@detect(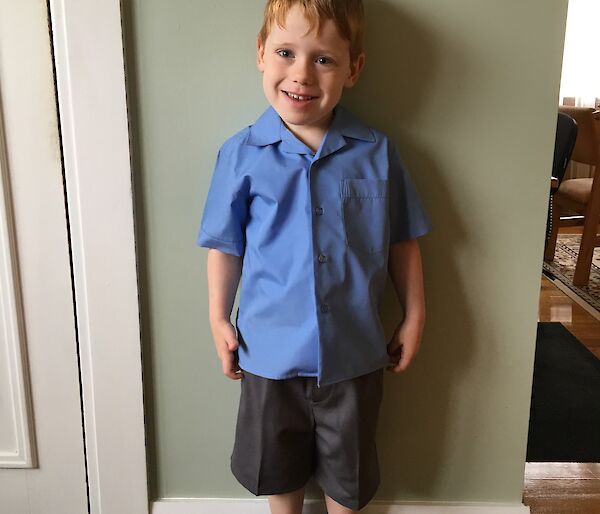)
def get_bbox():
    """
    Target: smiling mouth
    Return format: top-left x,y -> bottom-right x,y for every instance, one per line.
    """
283,90 -> 317,101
